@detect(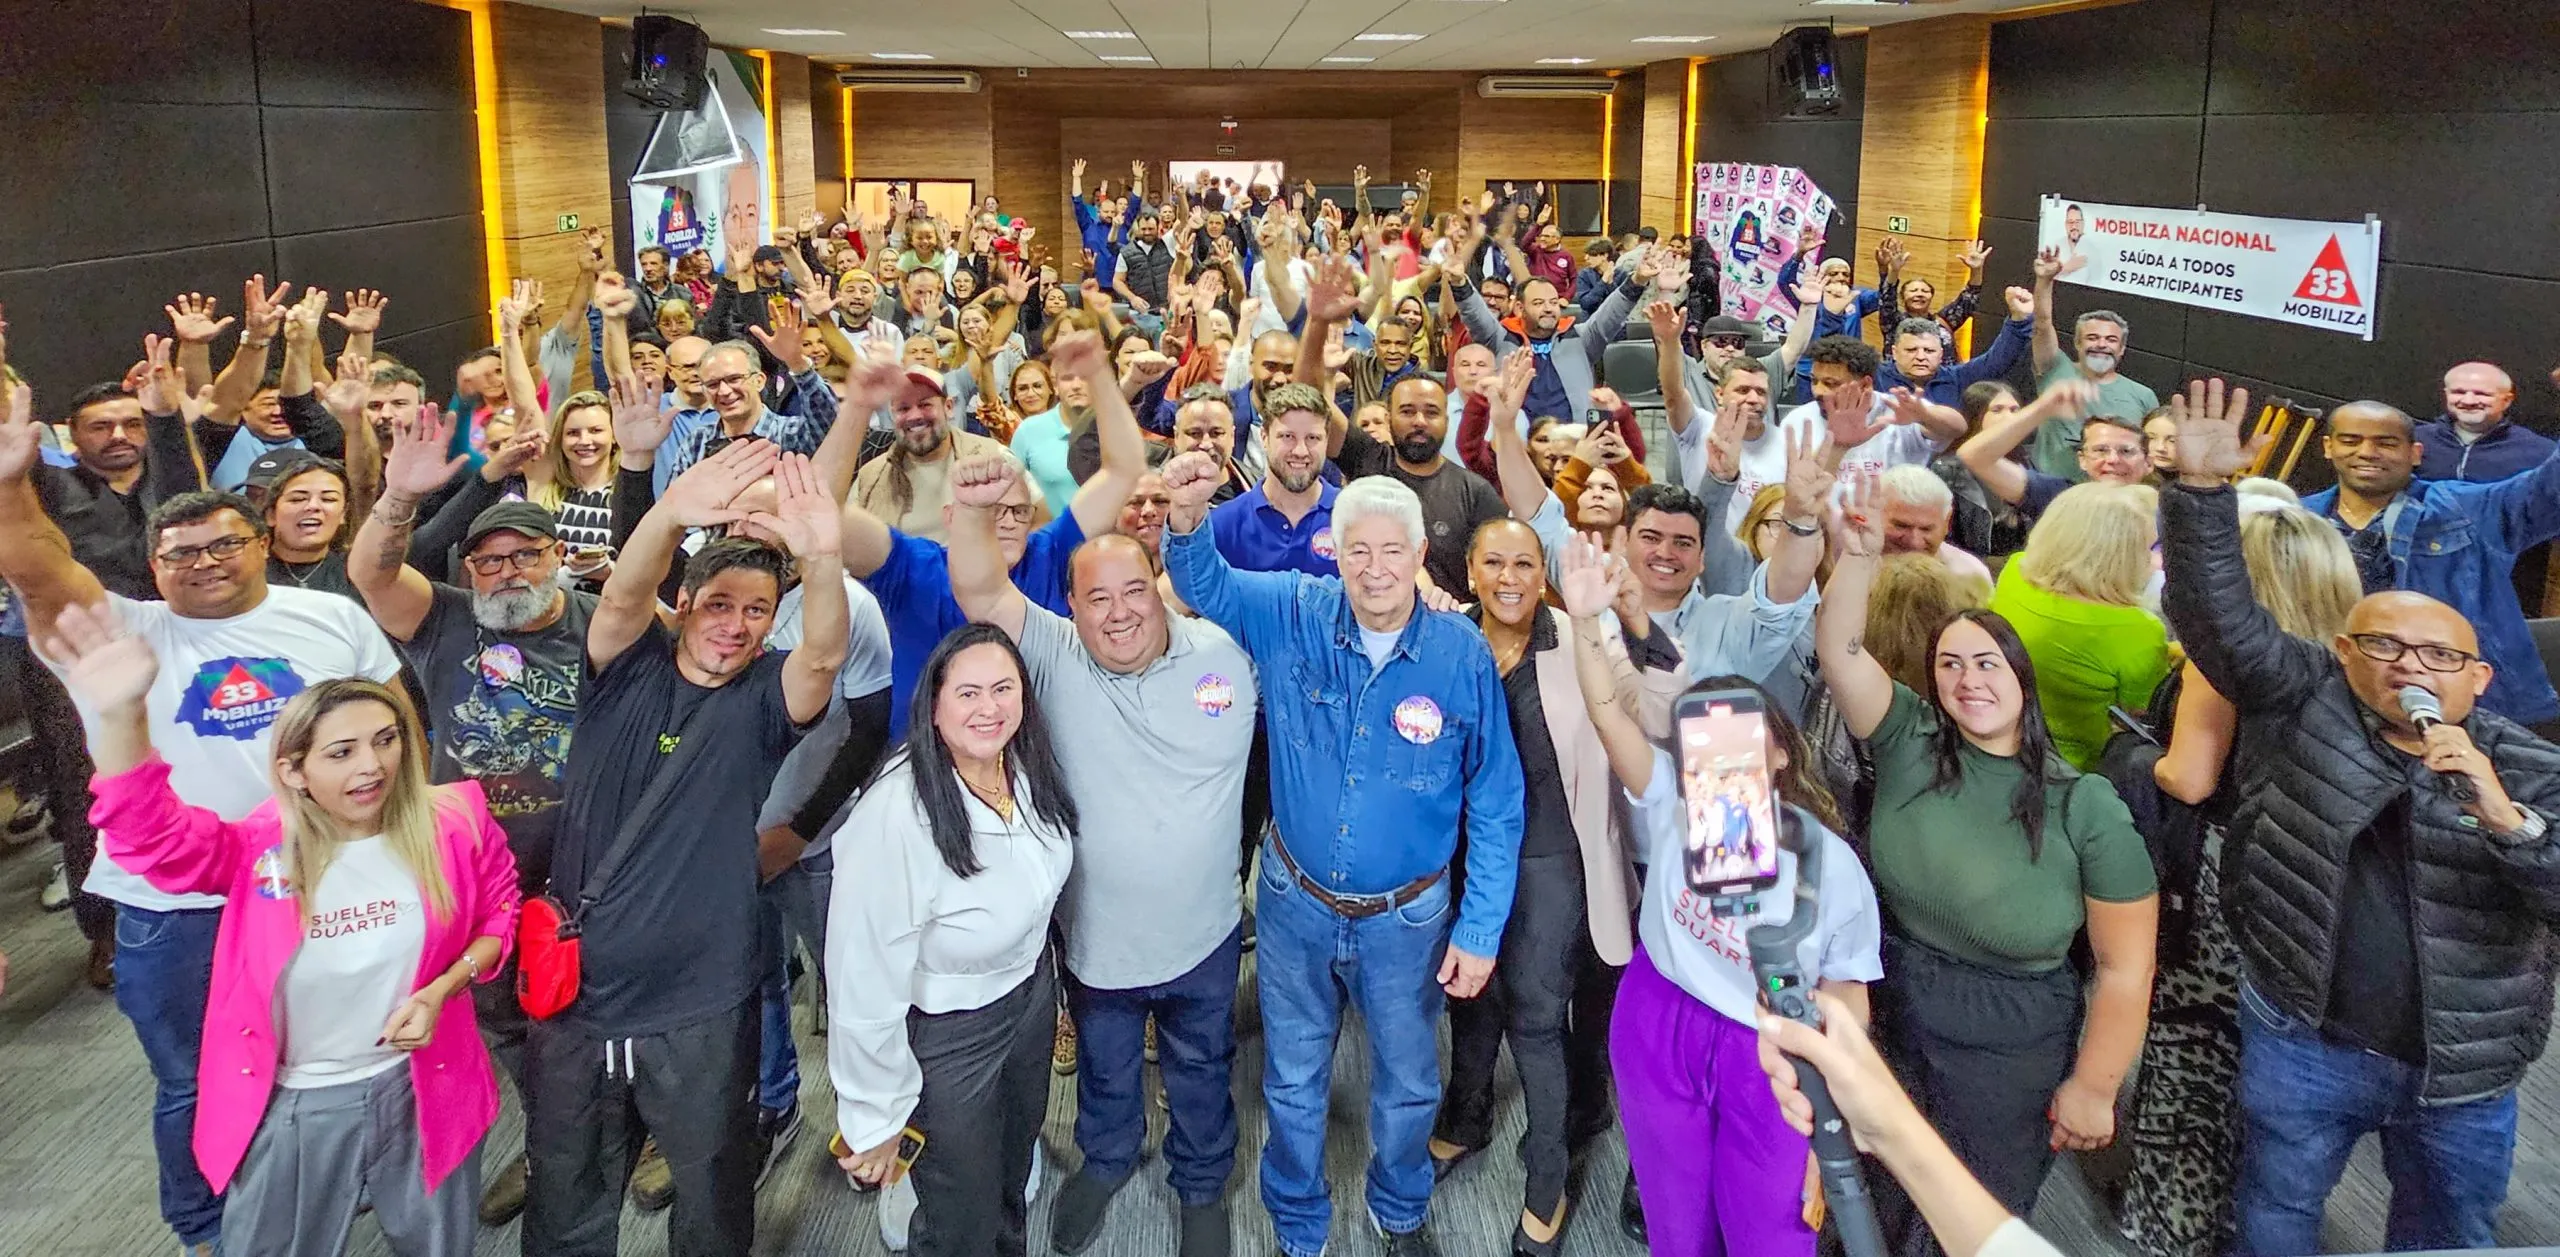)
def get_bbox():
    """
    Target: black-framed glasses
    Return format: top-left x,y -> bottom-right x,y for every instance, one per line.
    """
1706,336 -> 1748,351
156,534 -> 257,567
464,542 -> 558,576
2349,633 -> 2479,673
